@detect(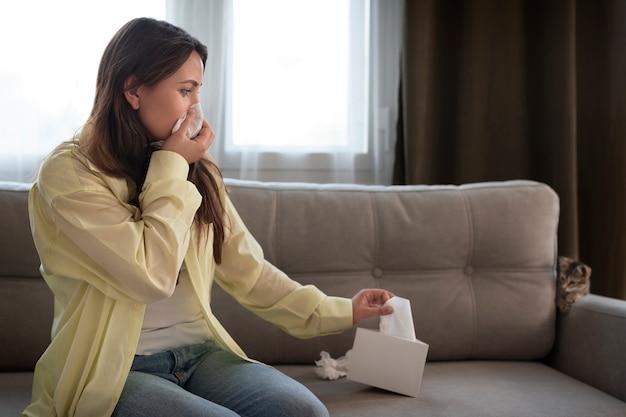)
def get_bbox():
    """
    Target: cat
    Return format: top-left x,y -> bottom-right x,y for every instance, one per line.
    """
556,256 -> 591,313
